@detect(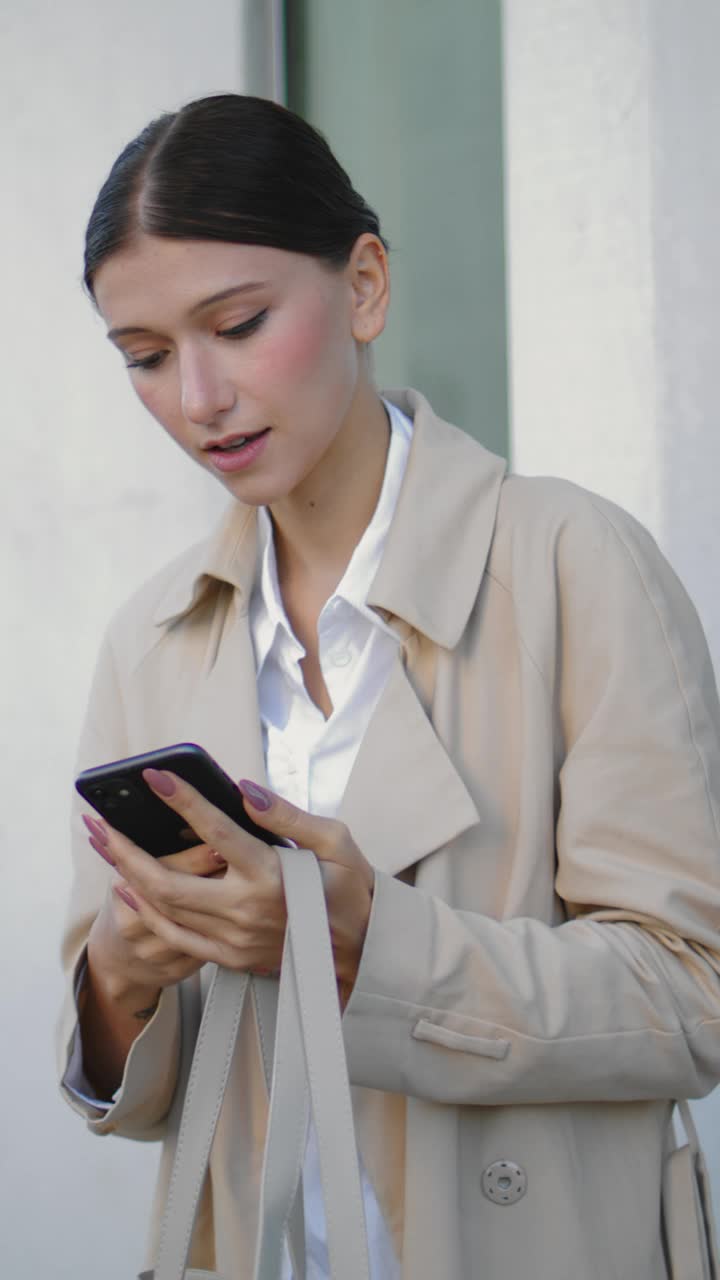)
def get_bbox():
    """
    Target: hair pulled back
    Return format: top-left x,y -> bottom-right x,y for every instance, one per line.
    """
84,94 -> 388,298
